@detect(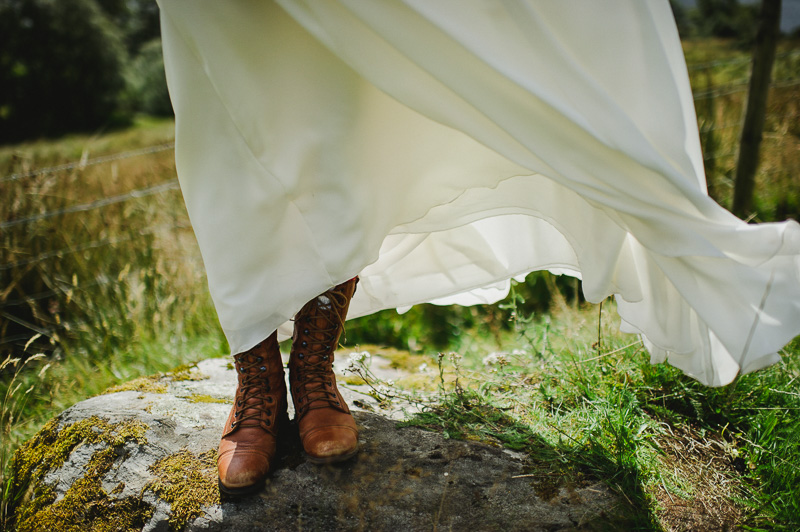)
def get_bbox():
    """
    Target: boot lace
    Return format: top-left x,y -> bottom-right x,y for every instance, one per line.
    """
232,348 -> 276,430
293,290 -> 350,416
